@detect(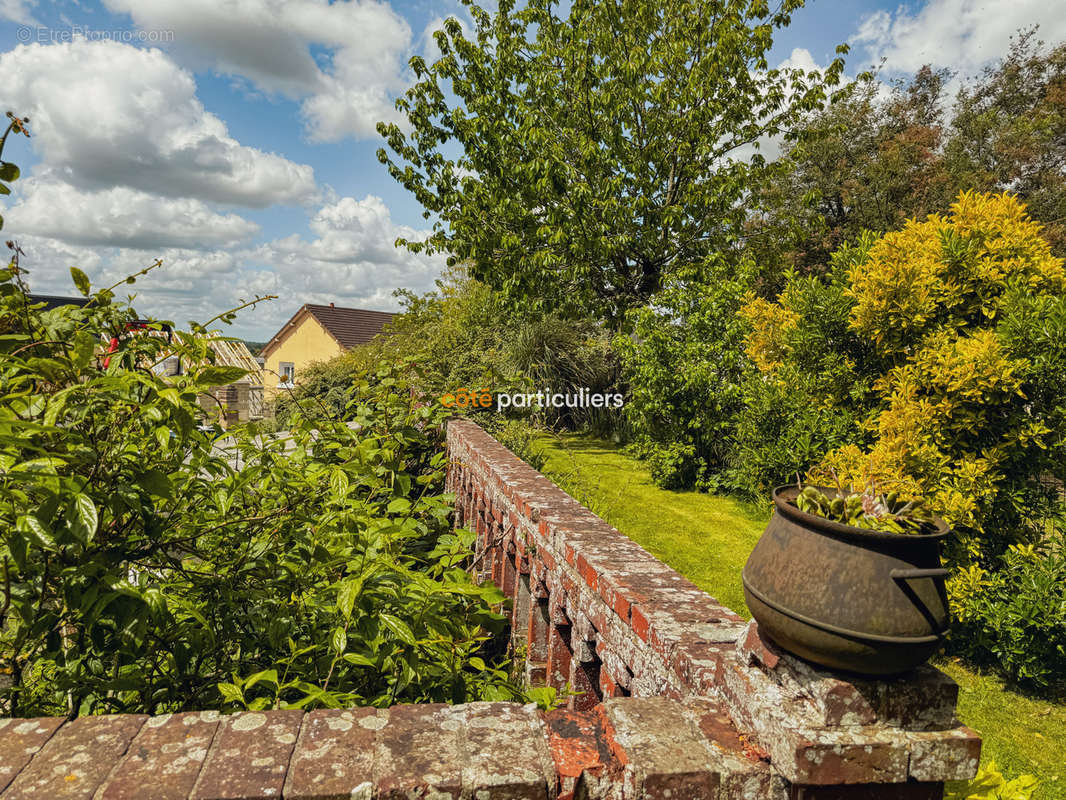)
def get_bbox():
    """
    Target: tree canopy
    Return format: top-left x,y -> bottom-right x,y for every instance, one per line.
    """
378,0 -> 846,325
746,30 -> 1066,293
